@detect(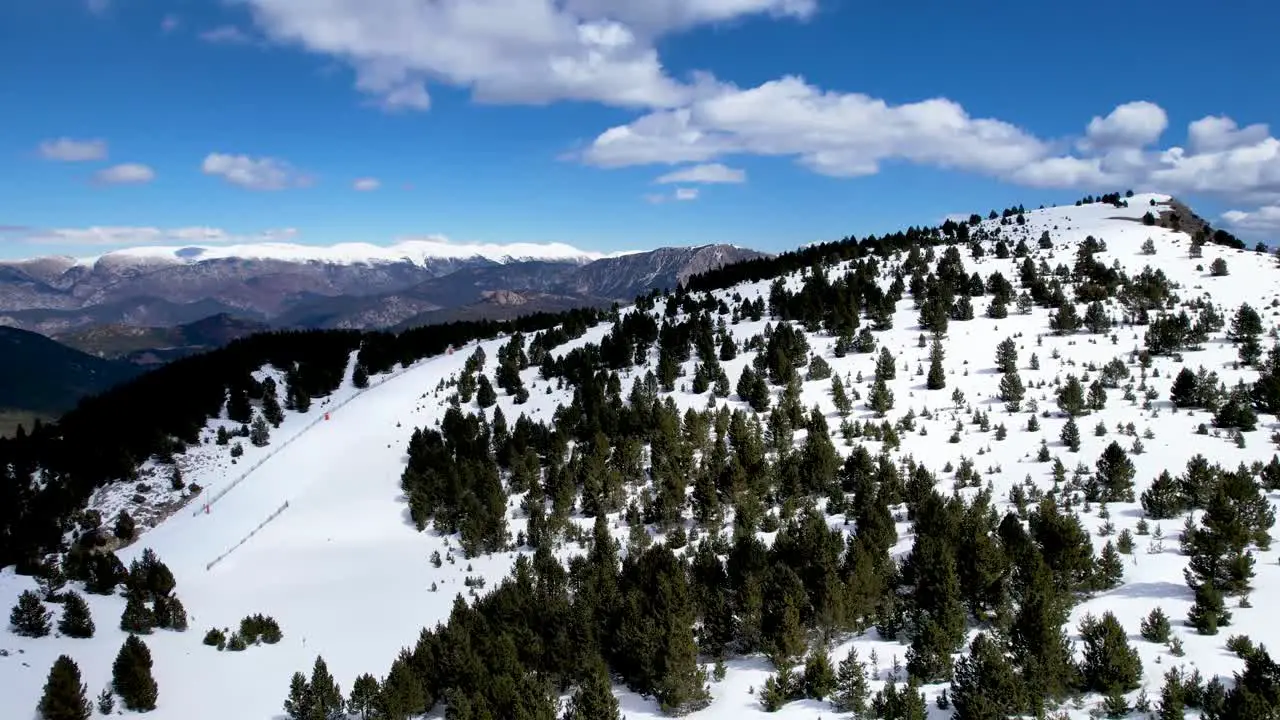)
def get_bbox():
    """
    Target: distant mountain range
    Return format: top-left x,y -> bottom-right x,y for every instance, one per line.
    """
0,241 -> 765,336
